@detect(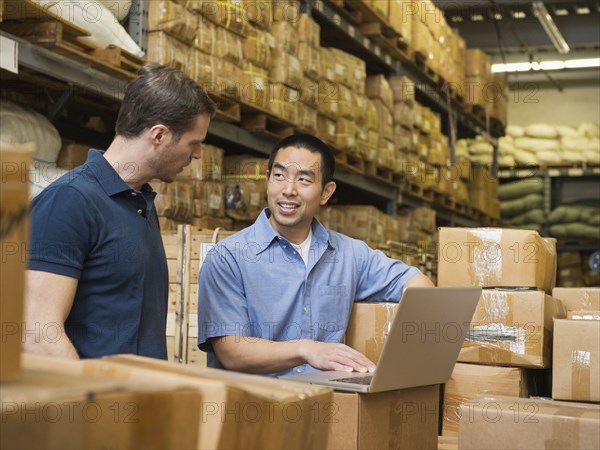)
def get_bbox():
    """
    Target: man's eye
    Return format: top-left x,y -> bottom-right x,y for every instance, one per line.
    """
274,173 -> 285,179
299,177 -> 313,184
